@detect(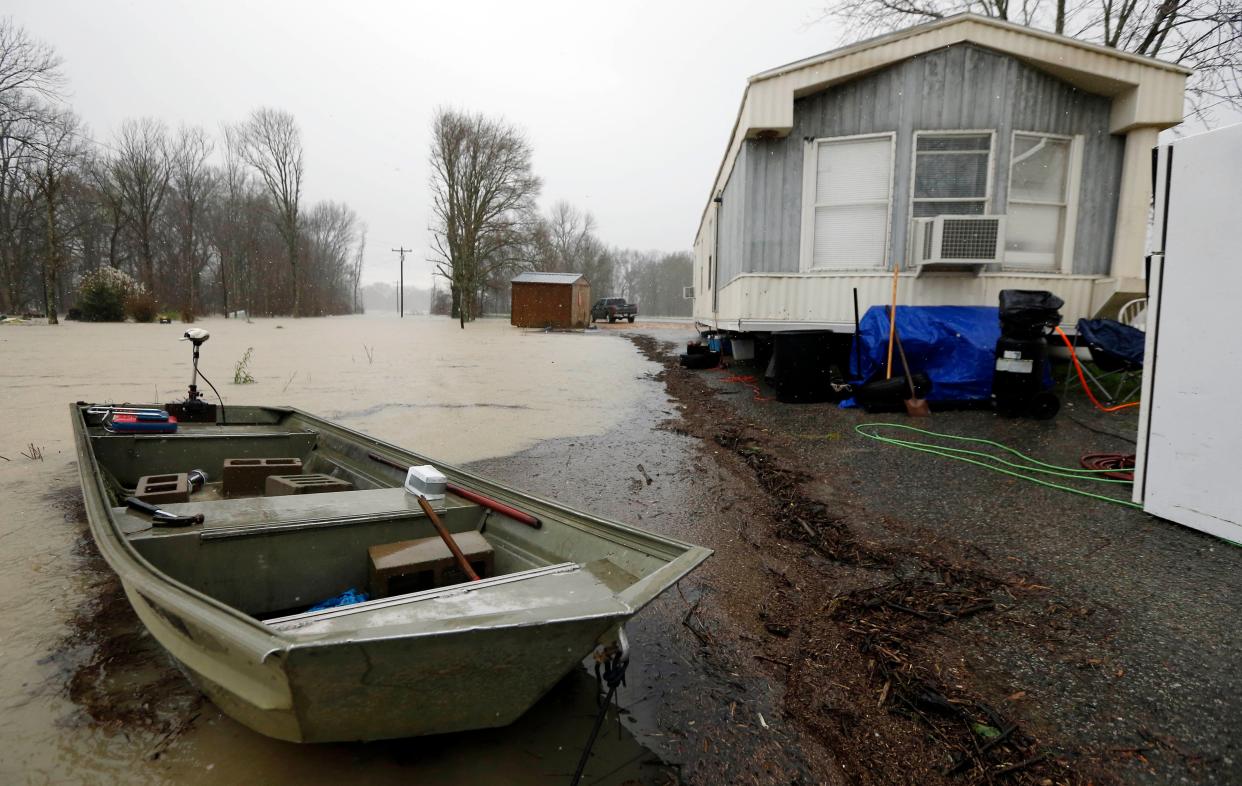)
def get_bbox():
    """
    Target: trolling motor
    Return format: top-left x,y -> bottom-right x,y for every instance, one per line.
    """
182,328 -> 210,402
166,328 -> 222,423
